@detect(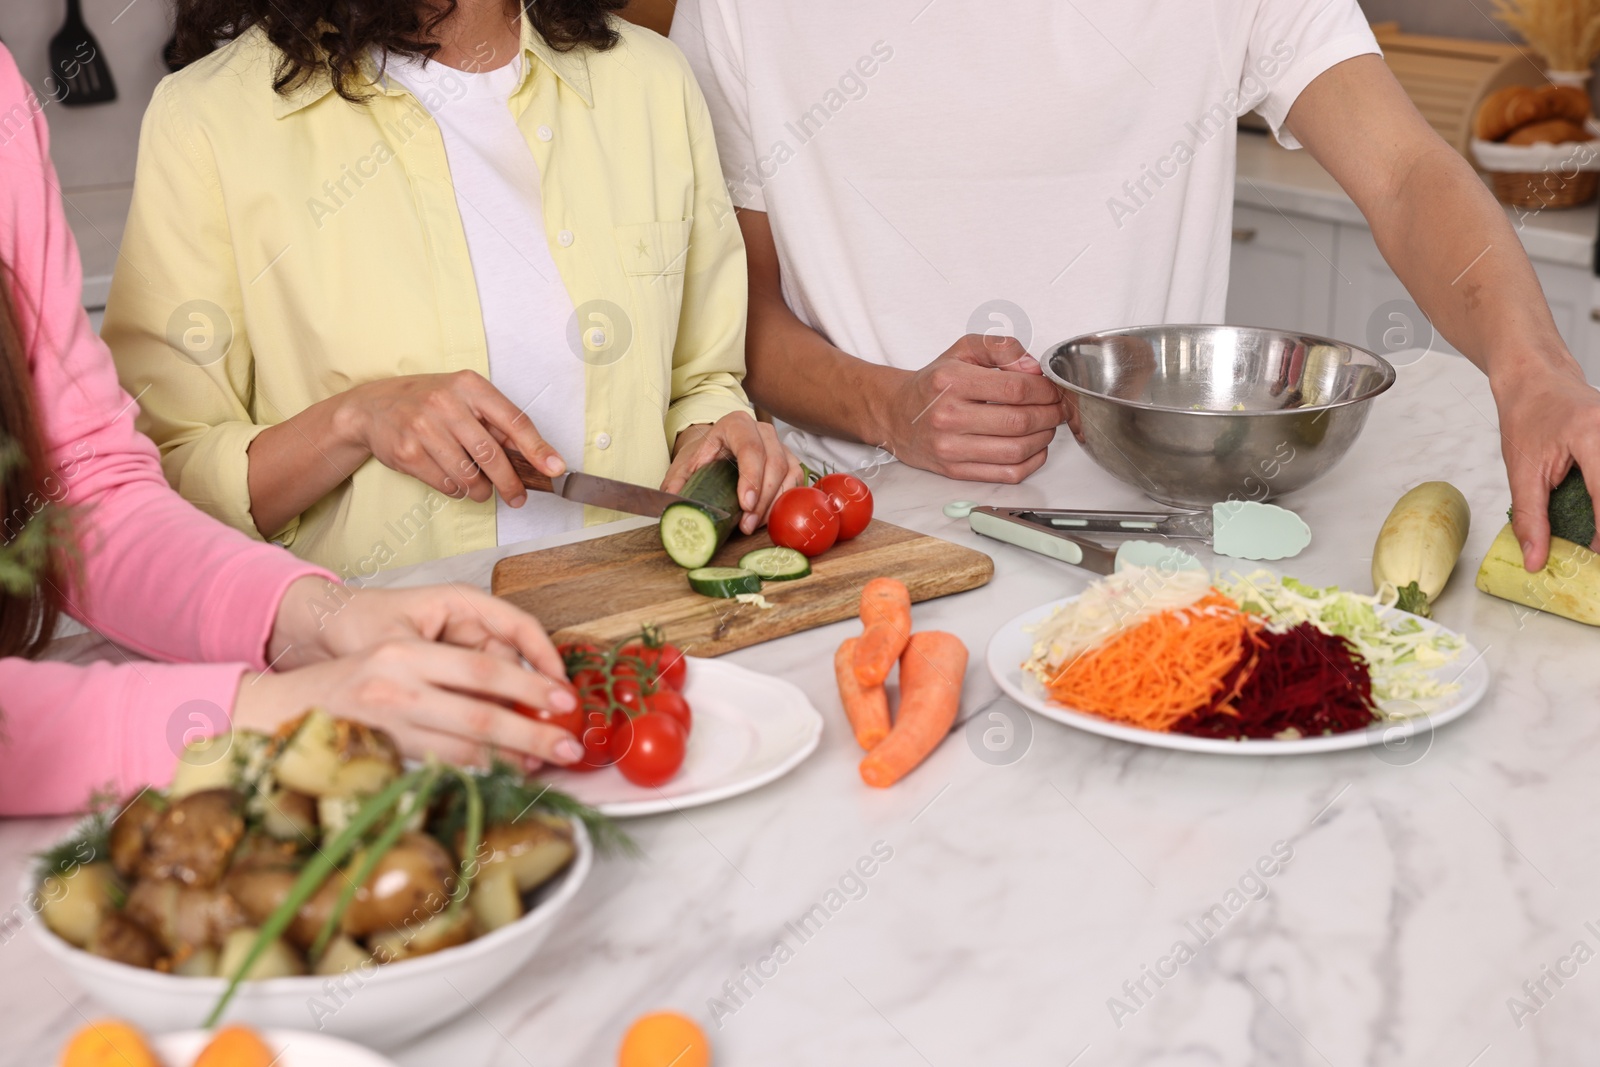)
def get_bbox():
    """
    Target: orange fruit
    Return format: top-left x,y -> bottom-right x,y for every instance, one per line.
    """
58,1020 -> 159,1067
617,1011 -> 711,1067
193,1025 -> 276,1067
